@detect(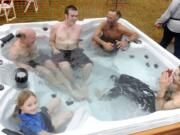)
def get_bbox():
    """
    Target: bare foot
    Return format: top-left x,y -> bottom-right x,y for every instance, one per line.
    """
46,97 -> 61,114
78,84 -> 91,101
96,89 -> 106,99
64,111 -> 73,120
71,91 -> 86,101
